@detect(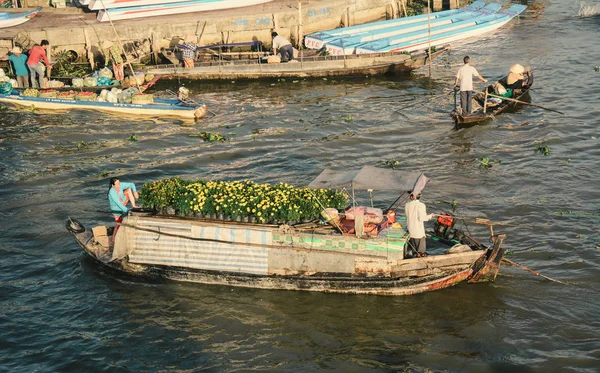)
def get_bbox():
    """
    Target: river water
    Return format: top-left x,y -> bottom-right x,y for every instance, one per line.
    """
1,1 -> 599,372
